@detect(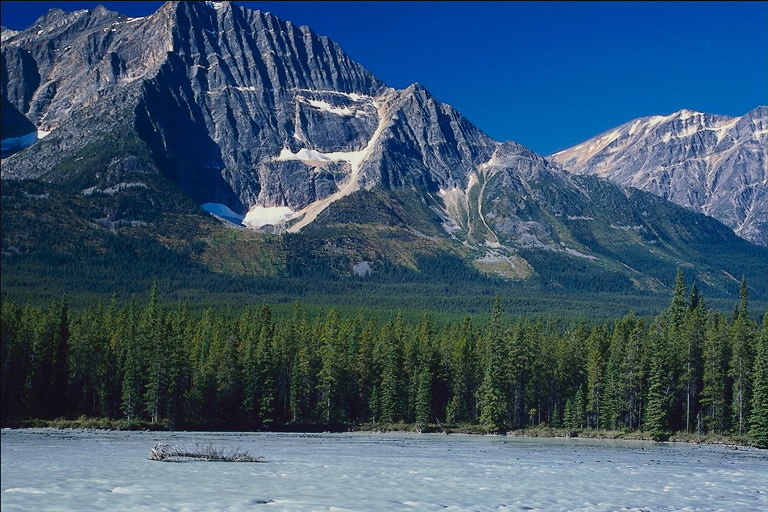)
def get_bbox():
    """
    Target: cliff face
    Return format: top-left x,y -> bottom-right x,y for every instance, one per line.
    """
550,107 -> 768,245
